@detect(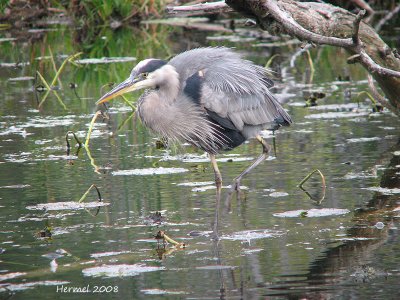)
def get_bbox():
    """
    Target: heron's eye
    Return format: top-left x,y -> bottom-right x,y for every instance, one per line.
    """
142,72 -> 149,78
